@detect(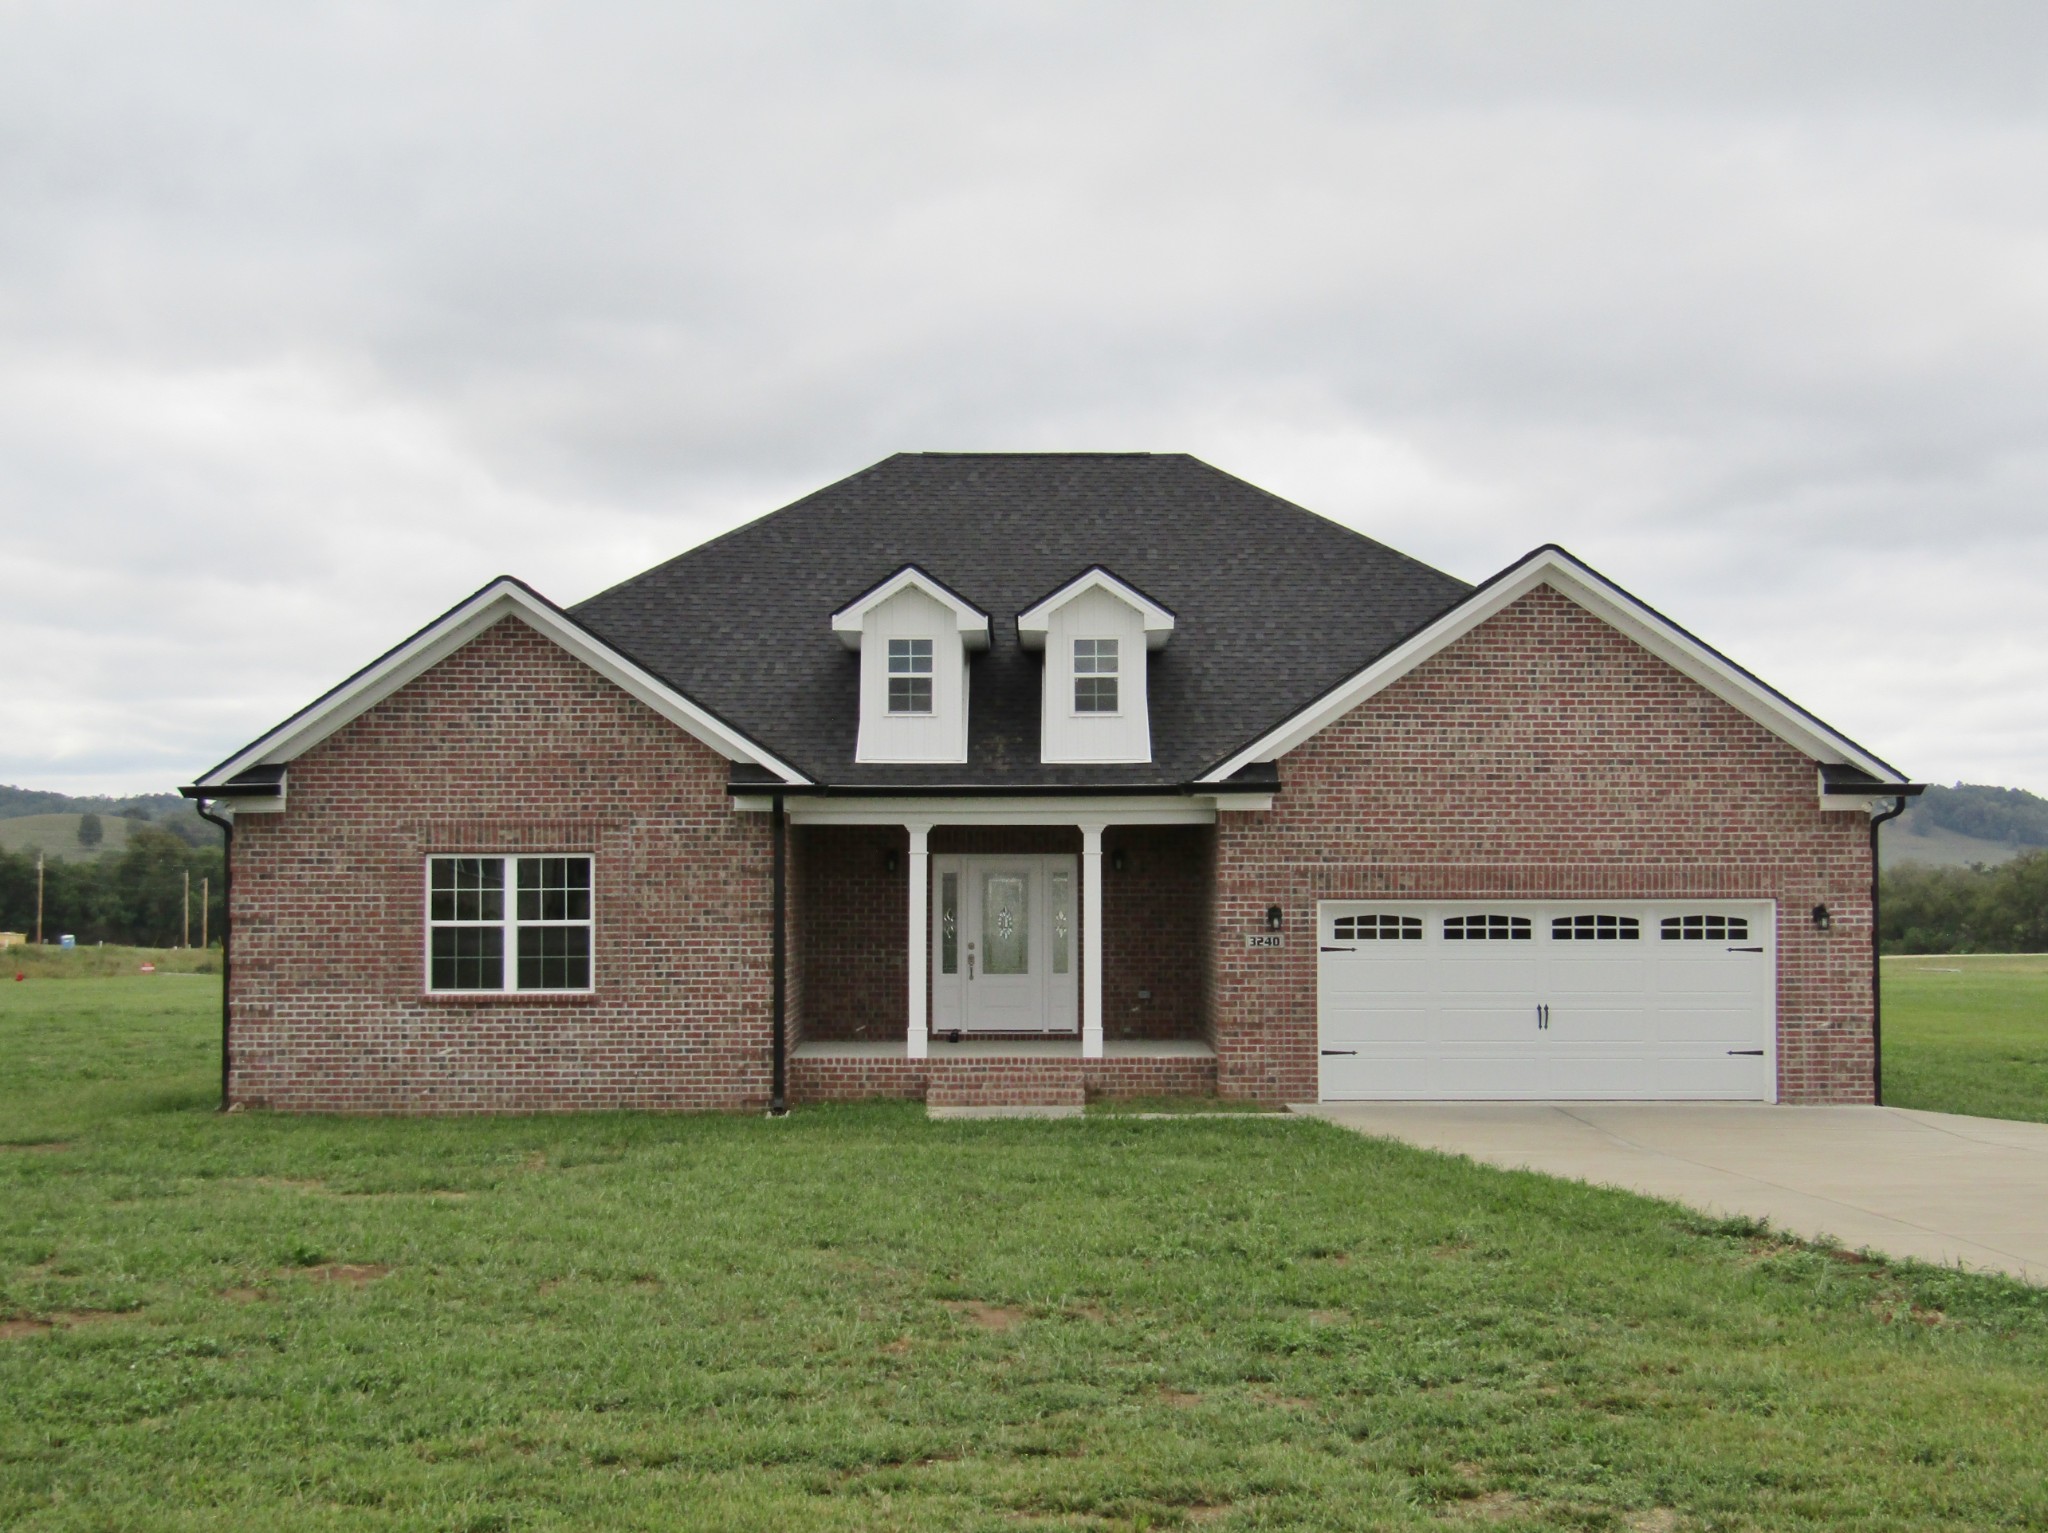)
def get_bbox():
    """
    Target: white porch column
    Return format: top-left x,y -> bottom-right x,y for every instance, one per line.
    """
1079,821 -> 1106,1059
906,822 -> 932,1059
